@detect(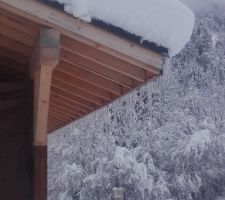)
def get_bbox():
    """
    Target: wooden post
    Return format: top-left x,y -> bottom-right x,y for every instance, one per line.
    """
31,28 -> 60,200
